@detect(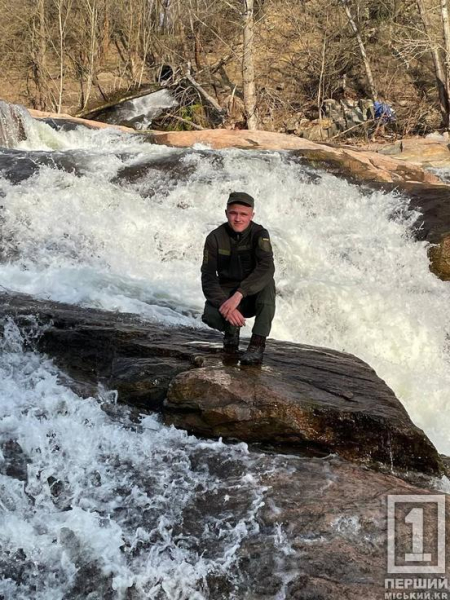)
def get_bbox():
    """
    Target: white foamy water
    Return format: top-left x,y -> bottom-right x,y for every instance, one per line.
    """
0,320 -> 267,599
1,121 -> 449,453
